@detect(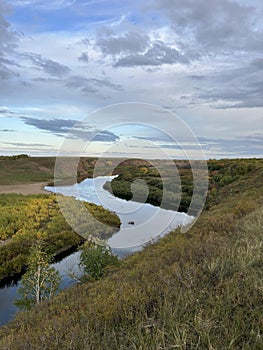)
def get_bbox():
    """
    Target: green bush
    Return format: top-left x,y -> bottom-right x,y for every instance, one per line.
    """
79,242 -> 119,280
